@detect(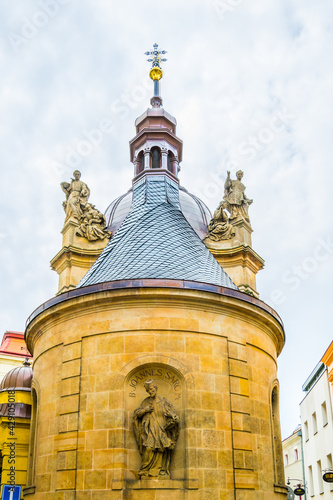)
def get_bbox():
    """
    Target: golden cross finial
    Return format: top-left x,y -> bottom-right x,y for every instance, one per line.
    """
144,43 -> 167,81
